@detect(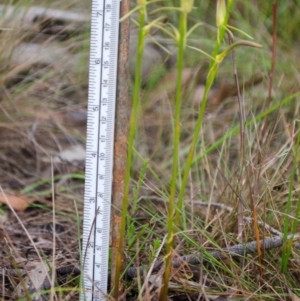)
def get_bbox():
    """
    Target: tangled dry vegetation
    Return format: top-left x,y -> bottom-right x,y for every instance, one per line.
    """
0,1 -> 300,300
